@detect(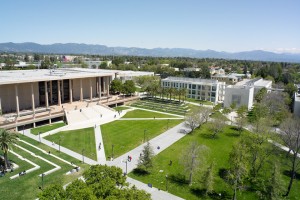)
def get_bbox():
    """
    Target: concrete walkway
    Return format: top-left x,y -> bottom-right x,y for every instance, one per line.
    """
94,125 -> 106,164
